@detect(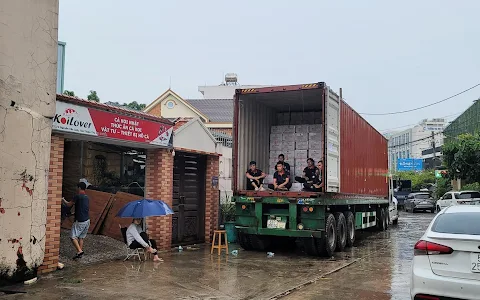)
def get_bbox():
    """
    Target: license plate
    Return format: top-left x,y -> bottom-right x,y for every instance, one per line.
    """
471,253 -> 480,273
267,219 -> 286,229
420,201 -> 429,205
